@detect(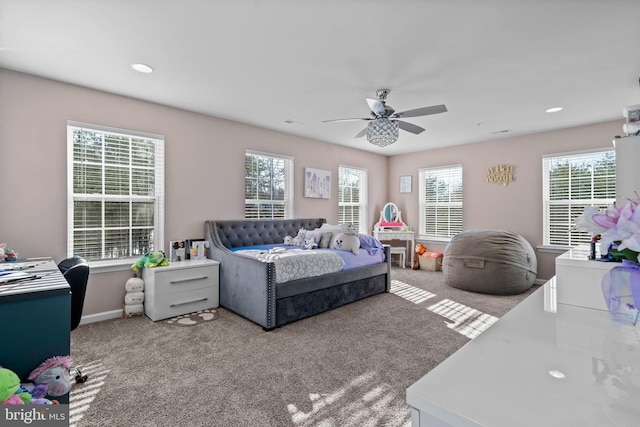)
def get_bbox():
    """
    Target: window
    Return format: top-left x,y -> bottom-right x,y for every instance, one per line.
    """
67,121 -> 164,262
419,165 -> 463,238
338,166 -> 368,233
543,149 -> 615,246
245,150 -> 294,219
